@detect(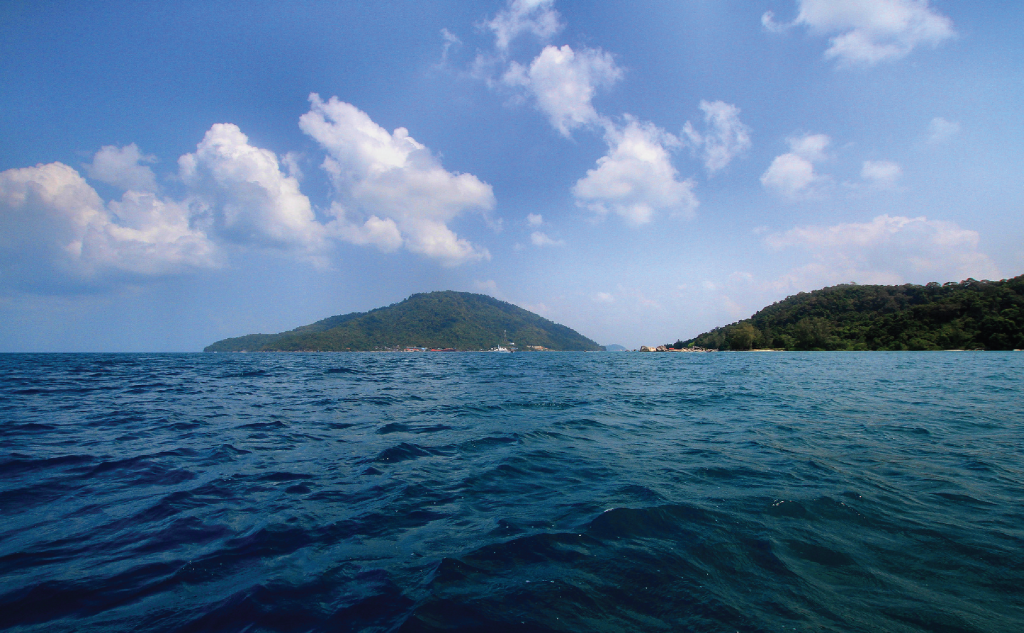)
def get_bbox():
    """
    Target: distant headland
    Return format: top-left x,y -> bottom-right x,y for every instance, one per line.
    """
669,274 -> 1024,351
204,291 -> 603,352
